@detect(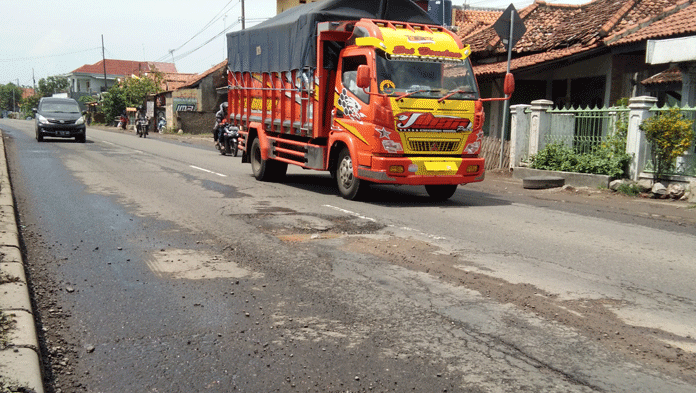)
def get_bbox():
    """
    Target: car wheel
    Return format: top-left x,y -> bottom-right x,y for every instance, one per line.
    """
36,130 -> 43,142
